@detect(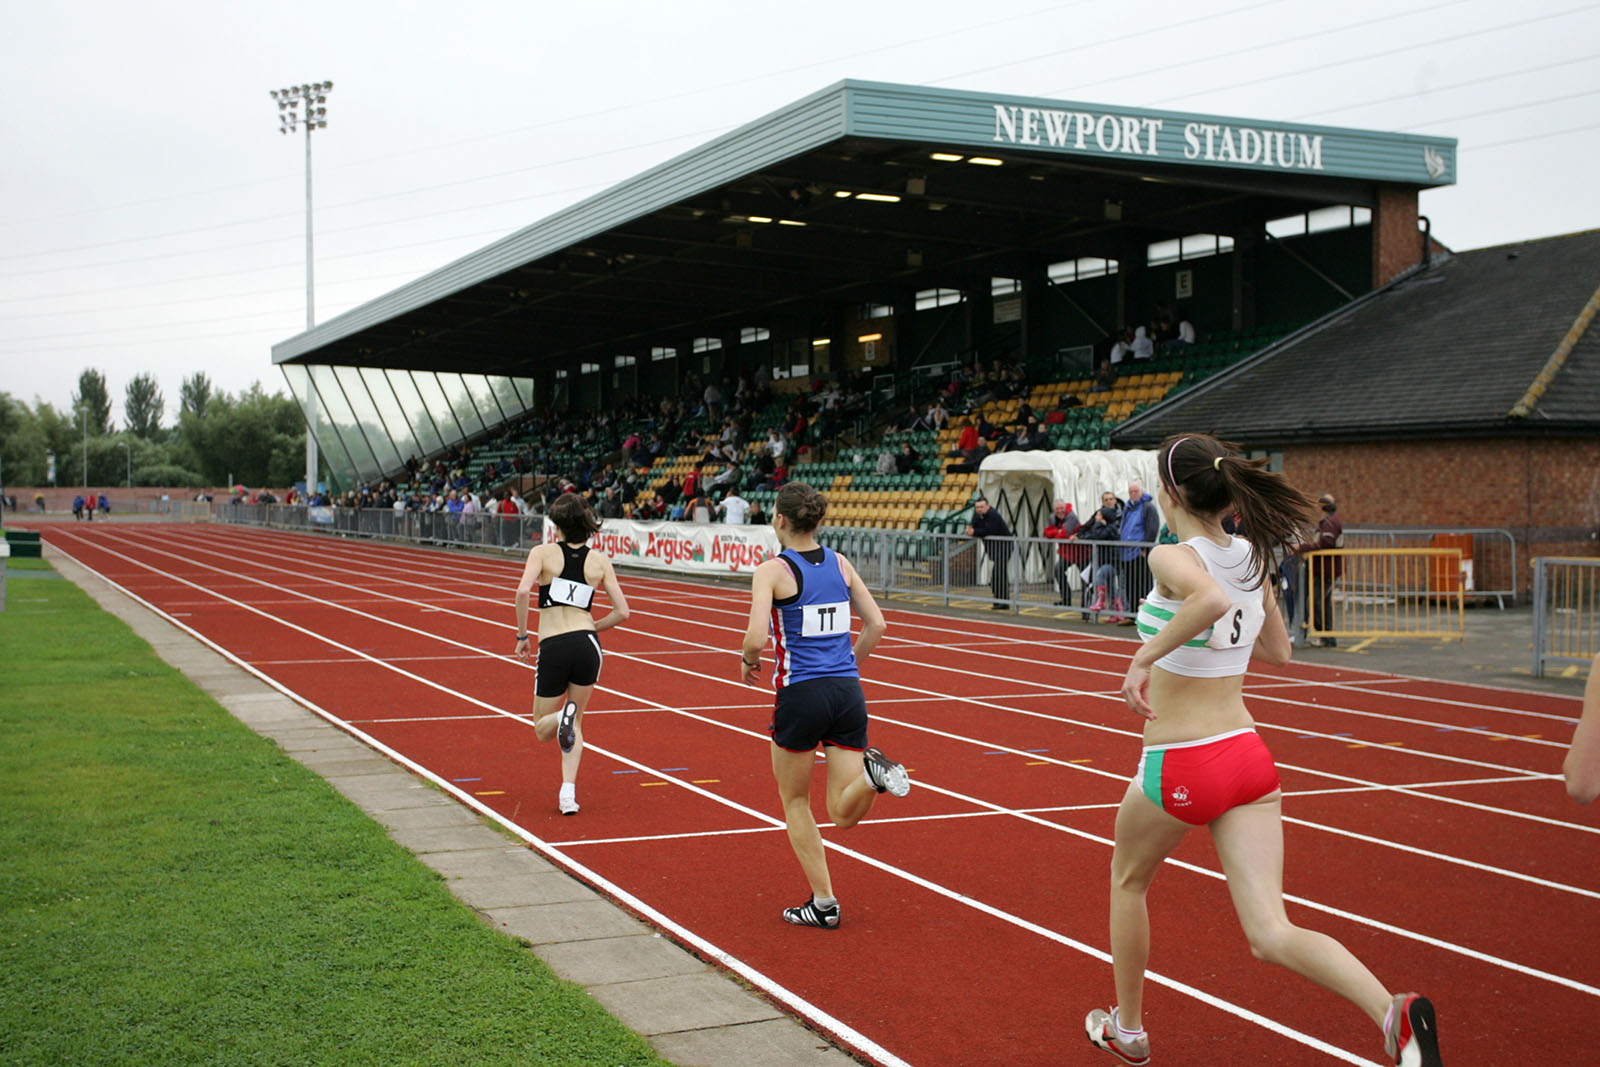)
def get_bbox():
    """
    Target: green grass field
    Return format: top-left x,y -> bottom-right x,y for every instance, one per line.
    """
0,558 -> 668,1066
